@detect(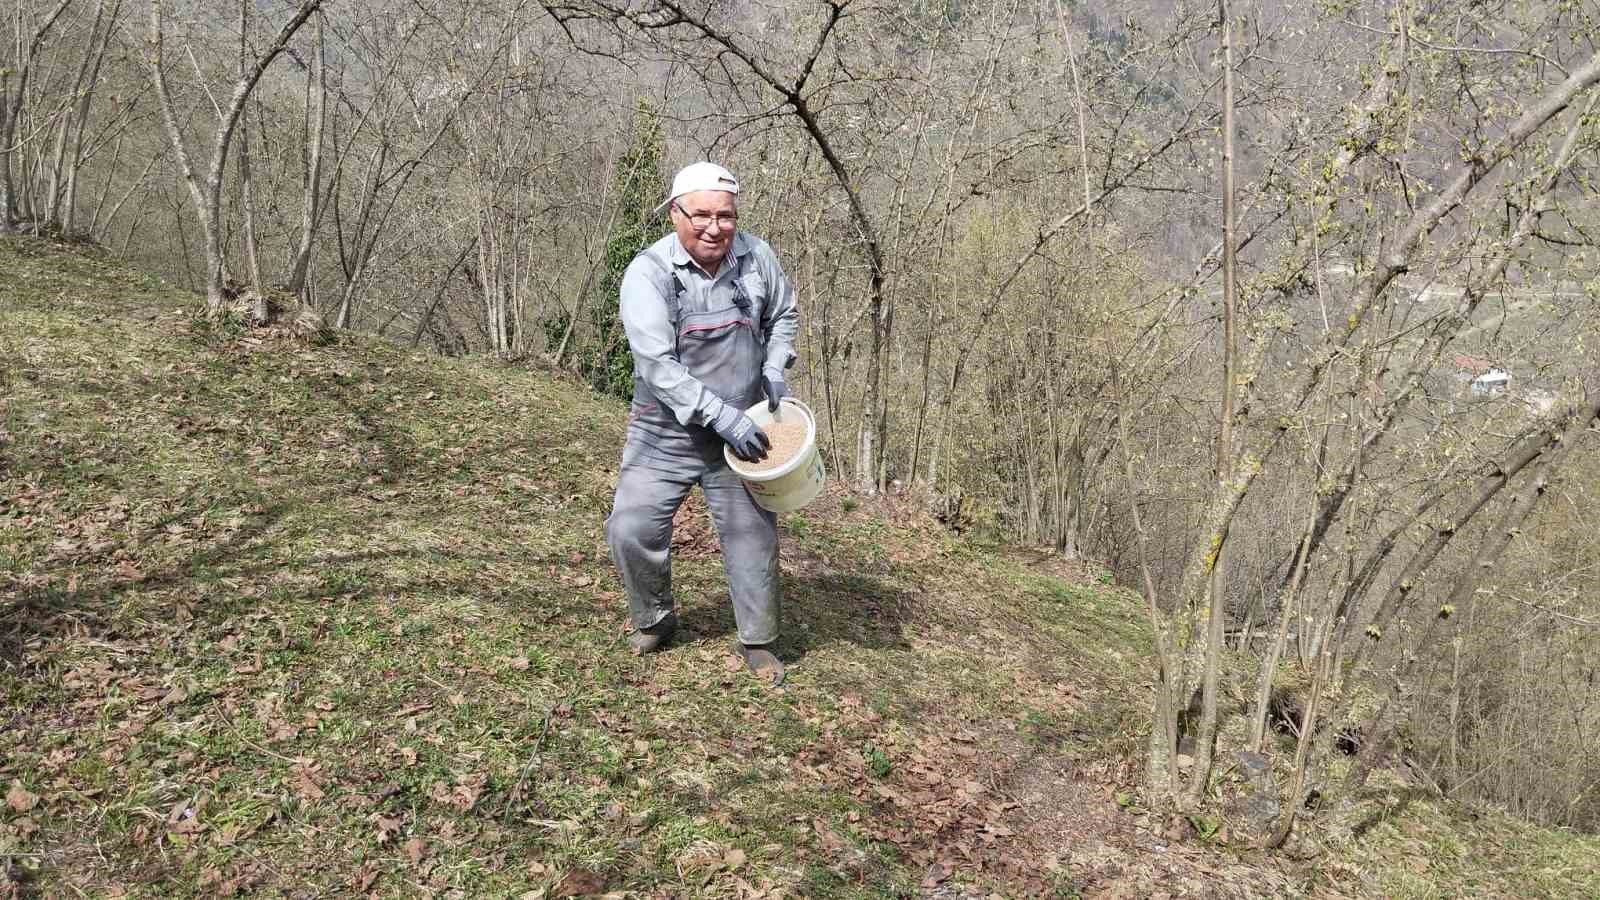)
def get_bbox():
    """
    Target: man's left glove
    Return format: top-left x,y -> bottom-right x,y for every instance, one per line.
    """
762,375 -> 789,413
711,404 -> 771,462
